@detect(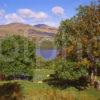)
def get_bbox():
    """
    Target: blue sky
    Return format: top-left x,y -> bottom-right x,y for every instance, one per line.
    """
0,0 -> 92,27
